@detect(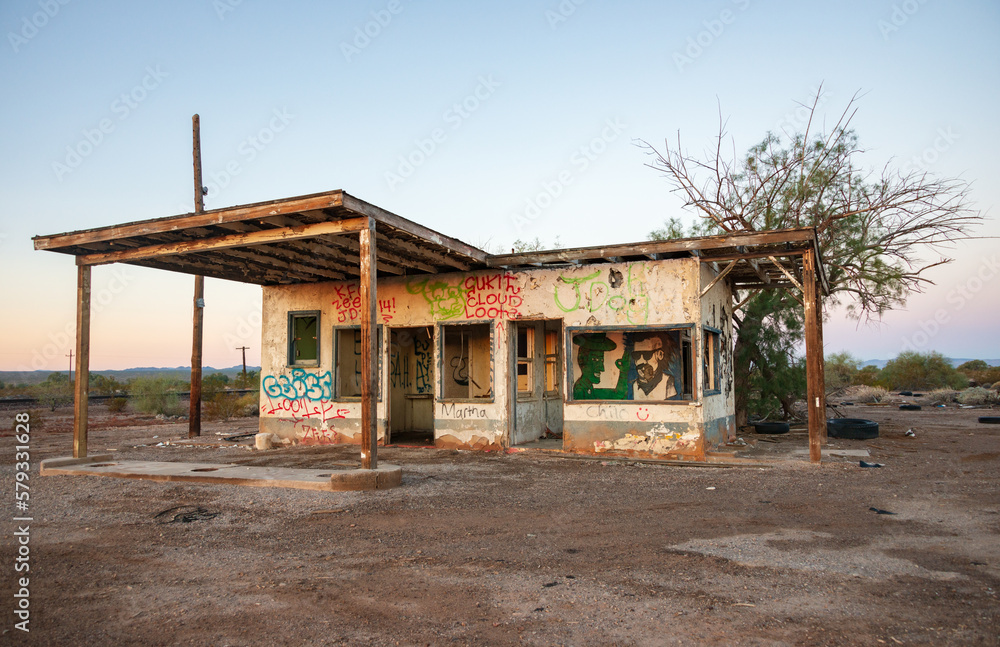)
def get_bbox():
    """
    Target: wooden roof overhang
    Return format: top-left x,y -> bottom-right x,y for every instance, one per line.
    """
32,190 -> 490,283
490,227 -> 830,296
